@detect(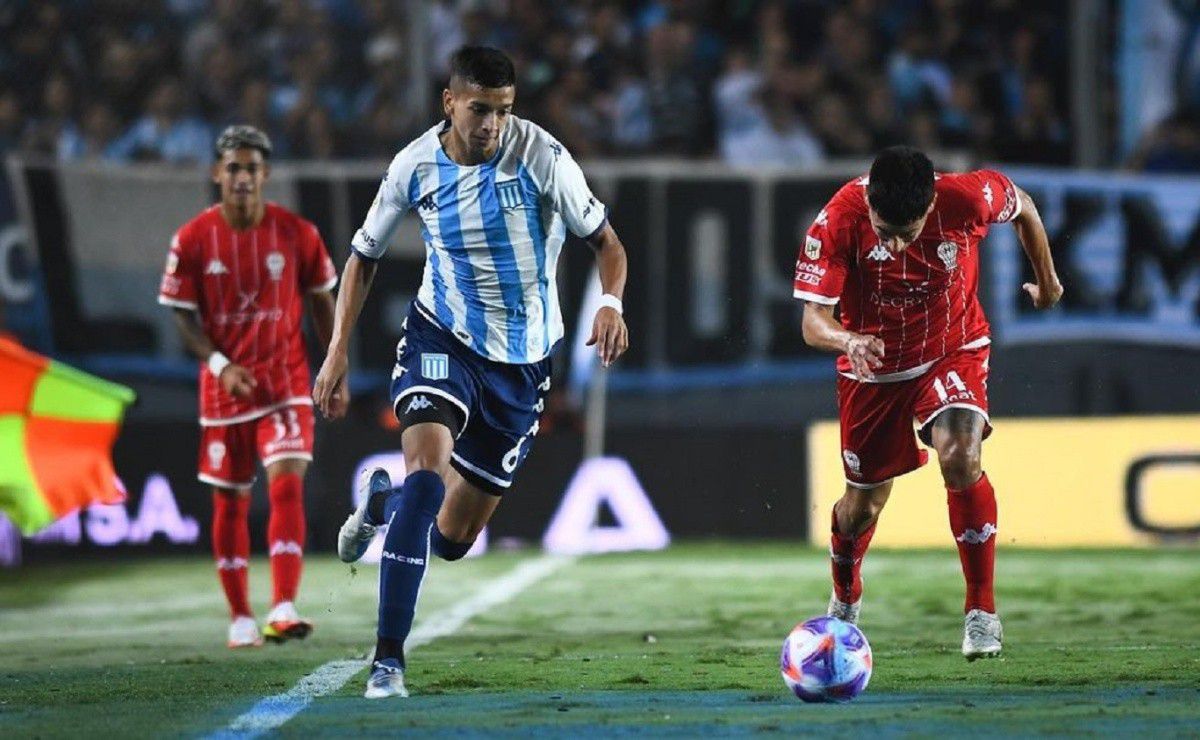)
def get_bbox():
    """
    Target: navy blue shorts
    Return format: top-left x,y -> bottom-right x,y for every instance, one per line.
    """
390,302 -> 552,495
